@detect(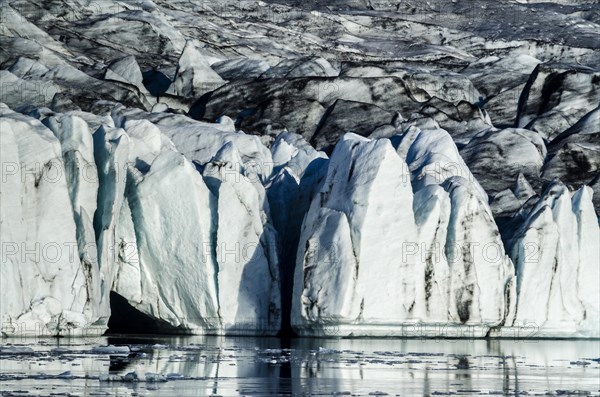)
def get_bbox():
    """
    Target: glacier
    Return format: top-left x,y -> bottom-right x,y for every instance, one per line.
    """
1,100 -> 598,338
0,0 -> 599,338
